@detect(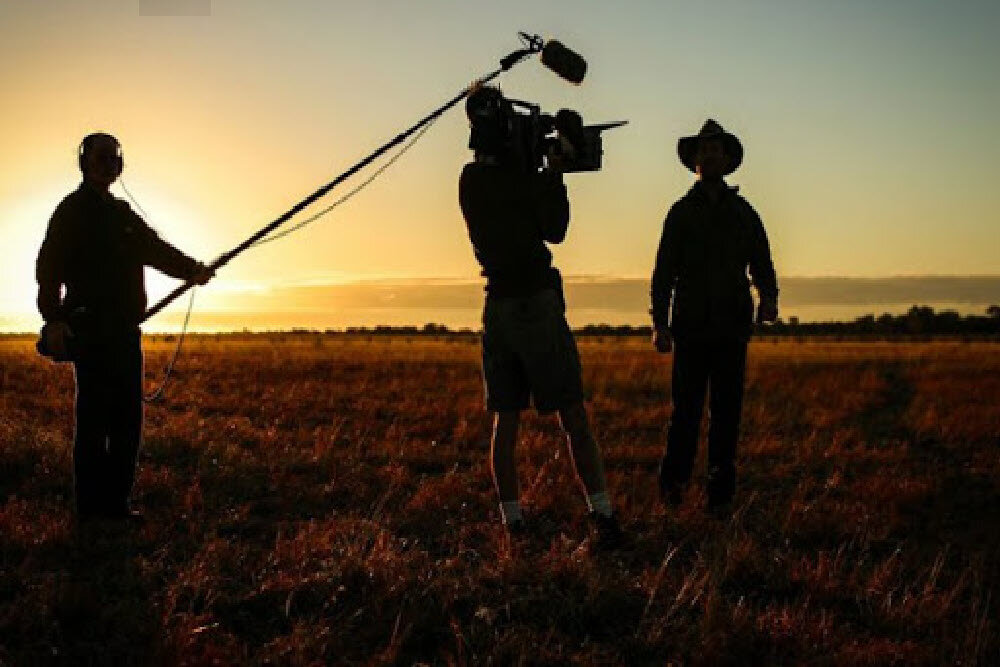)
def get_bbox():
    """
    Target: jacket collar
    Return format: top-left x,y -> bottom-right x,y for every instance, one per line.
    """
77,180 -> 114,203
685,180 -> 739,203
